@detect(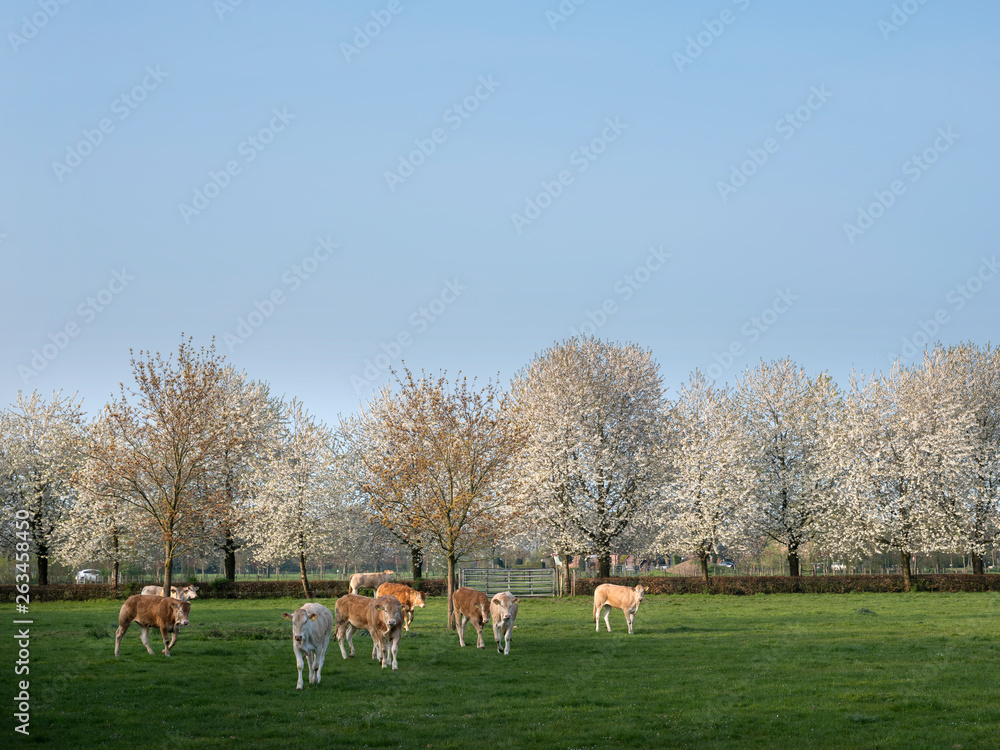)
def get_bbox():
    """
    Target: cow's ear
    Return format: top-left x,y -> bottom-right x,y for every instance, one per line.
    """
514,597 -> 520,603
309,614 -> 316,621
192,586 -> 199,591
282,612 -> 291,620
